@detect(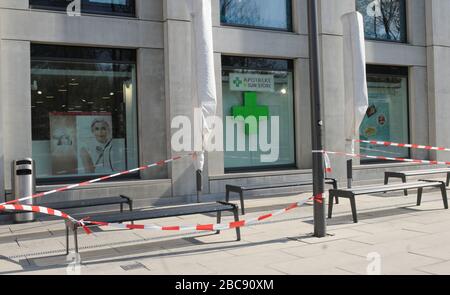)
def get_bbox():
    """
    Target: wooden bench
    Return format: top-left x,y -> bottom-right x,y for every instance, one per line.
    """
328,181 -> 448,223
226,178 -> 338,215
385,169 -> 450,196
65,201 -> 240,254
